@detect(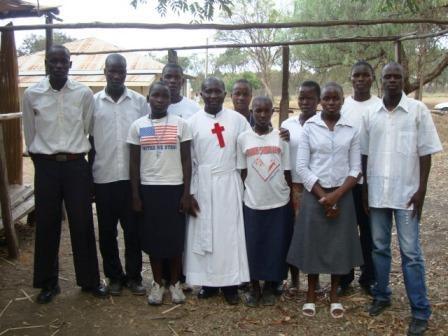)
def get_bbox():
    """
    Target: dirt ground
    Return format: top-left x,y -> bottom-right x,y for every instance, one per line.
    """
0,97 -> 447,336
